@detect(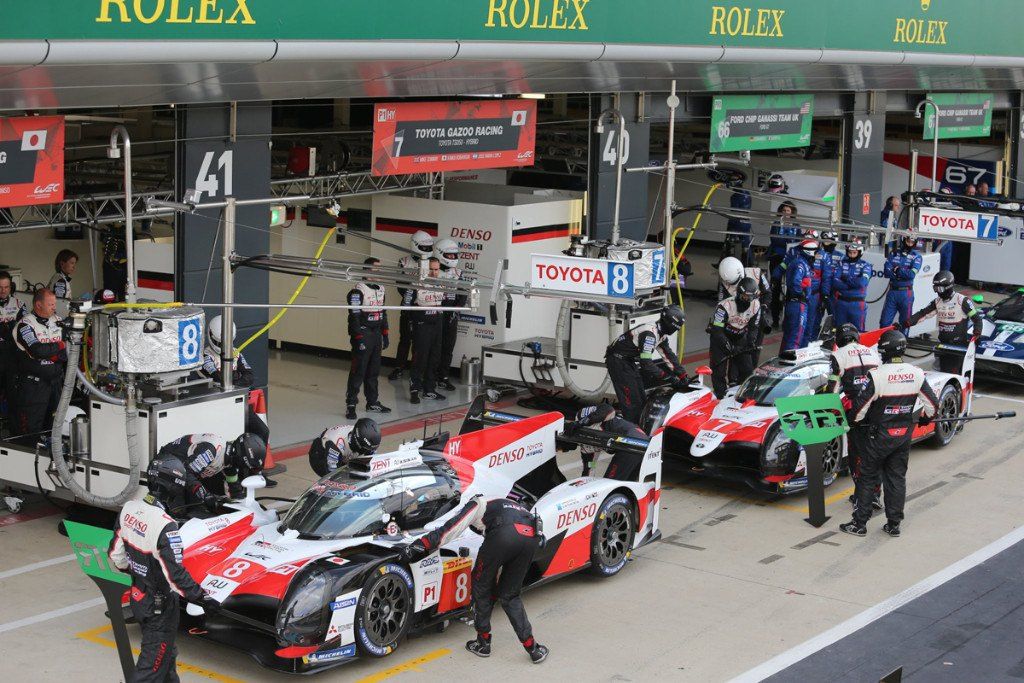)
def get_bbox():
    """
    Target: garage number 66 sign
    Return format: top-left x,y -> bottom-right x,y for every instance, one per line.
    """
530,253 -> 635,298
775,394 -> 848,446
